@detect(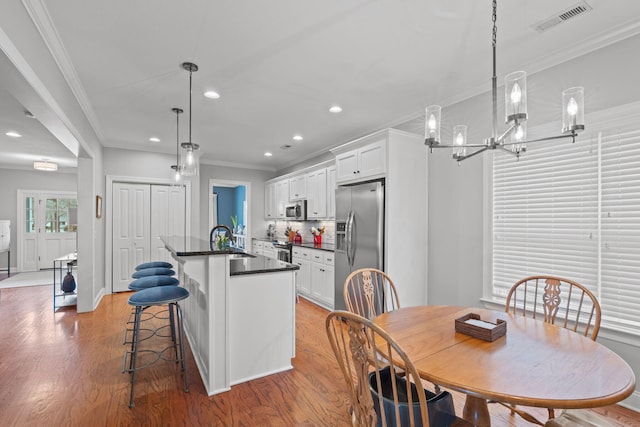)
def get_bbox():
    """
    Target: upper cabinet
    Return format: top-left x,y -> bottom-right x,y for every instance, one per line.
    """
334,138 -> 386,184
327,166 -> 336,219
264,182 -> 276,219
276,180 -> 289,218
307,168 -> 327,219
289,175 -> 307,201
